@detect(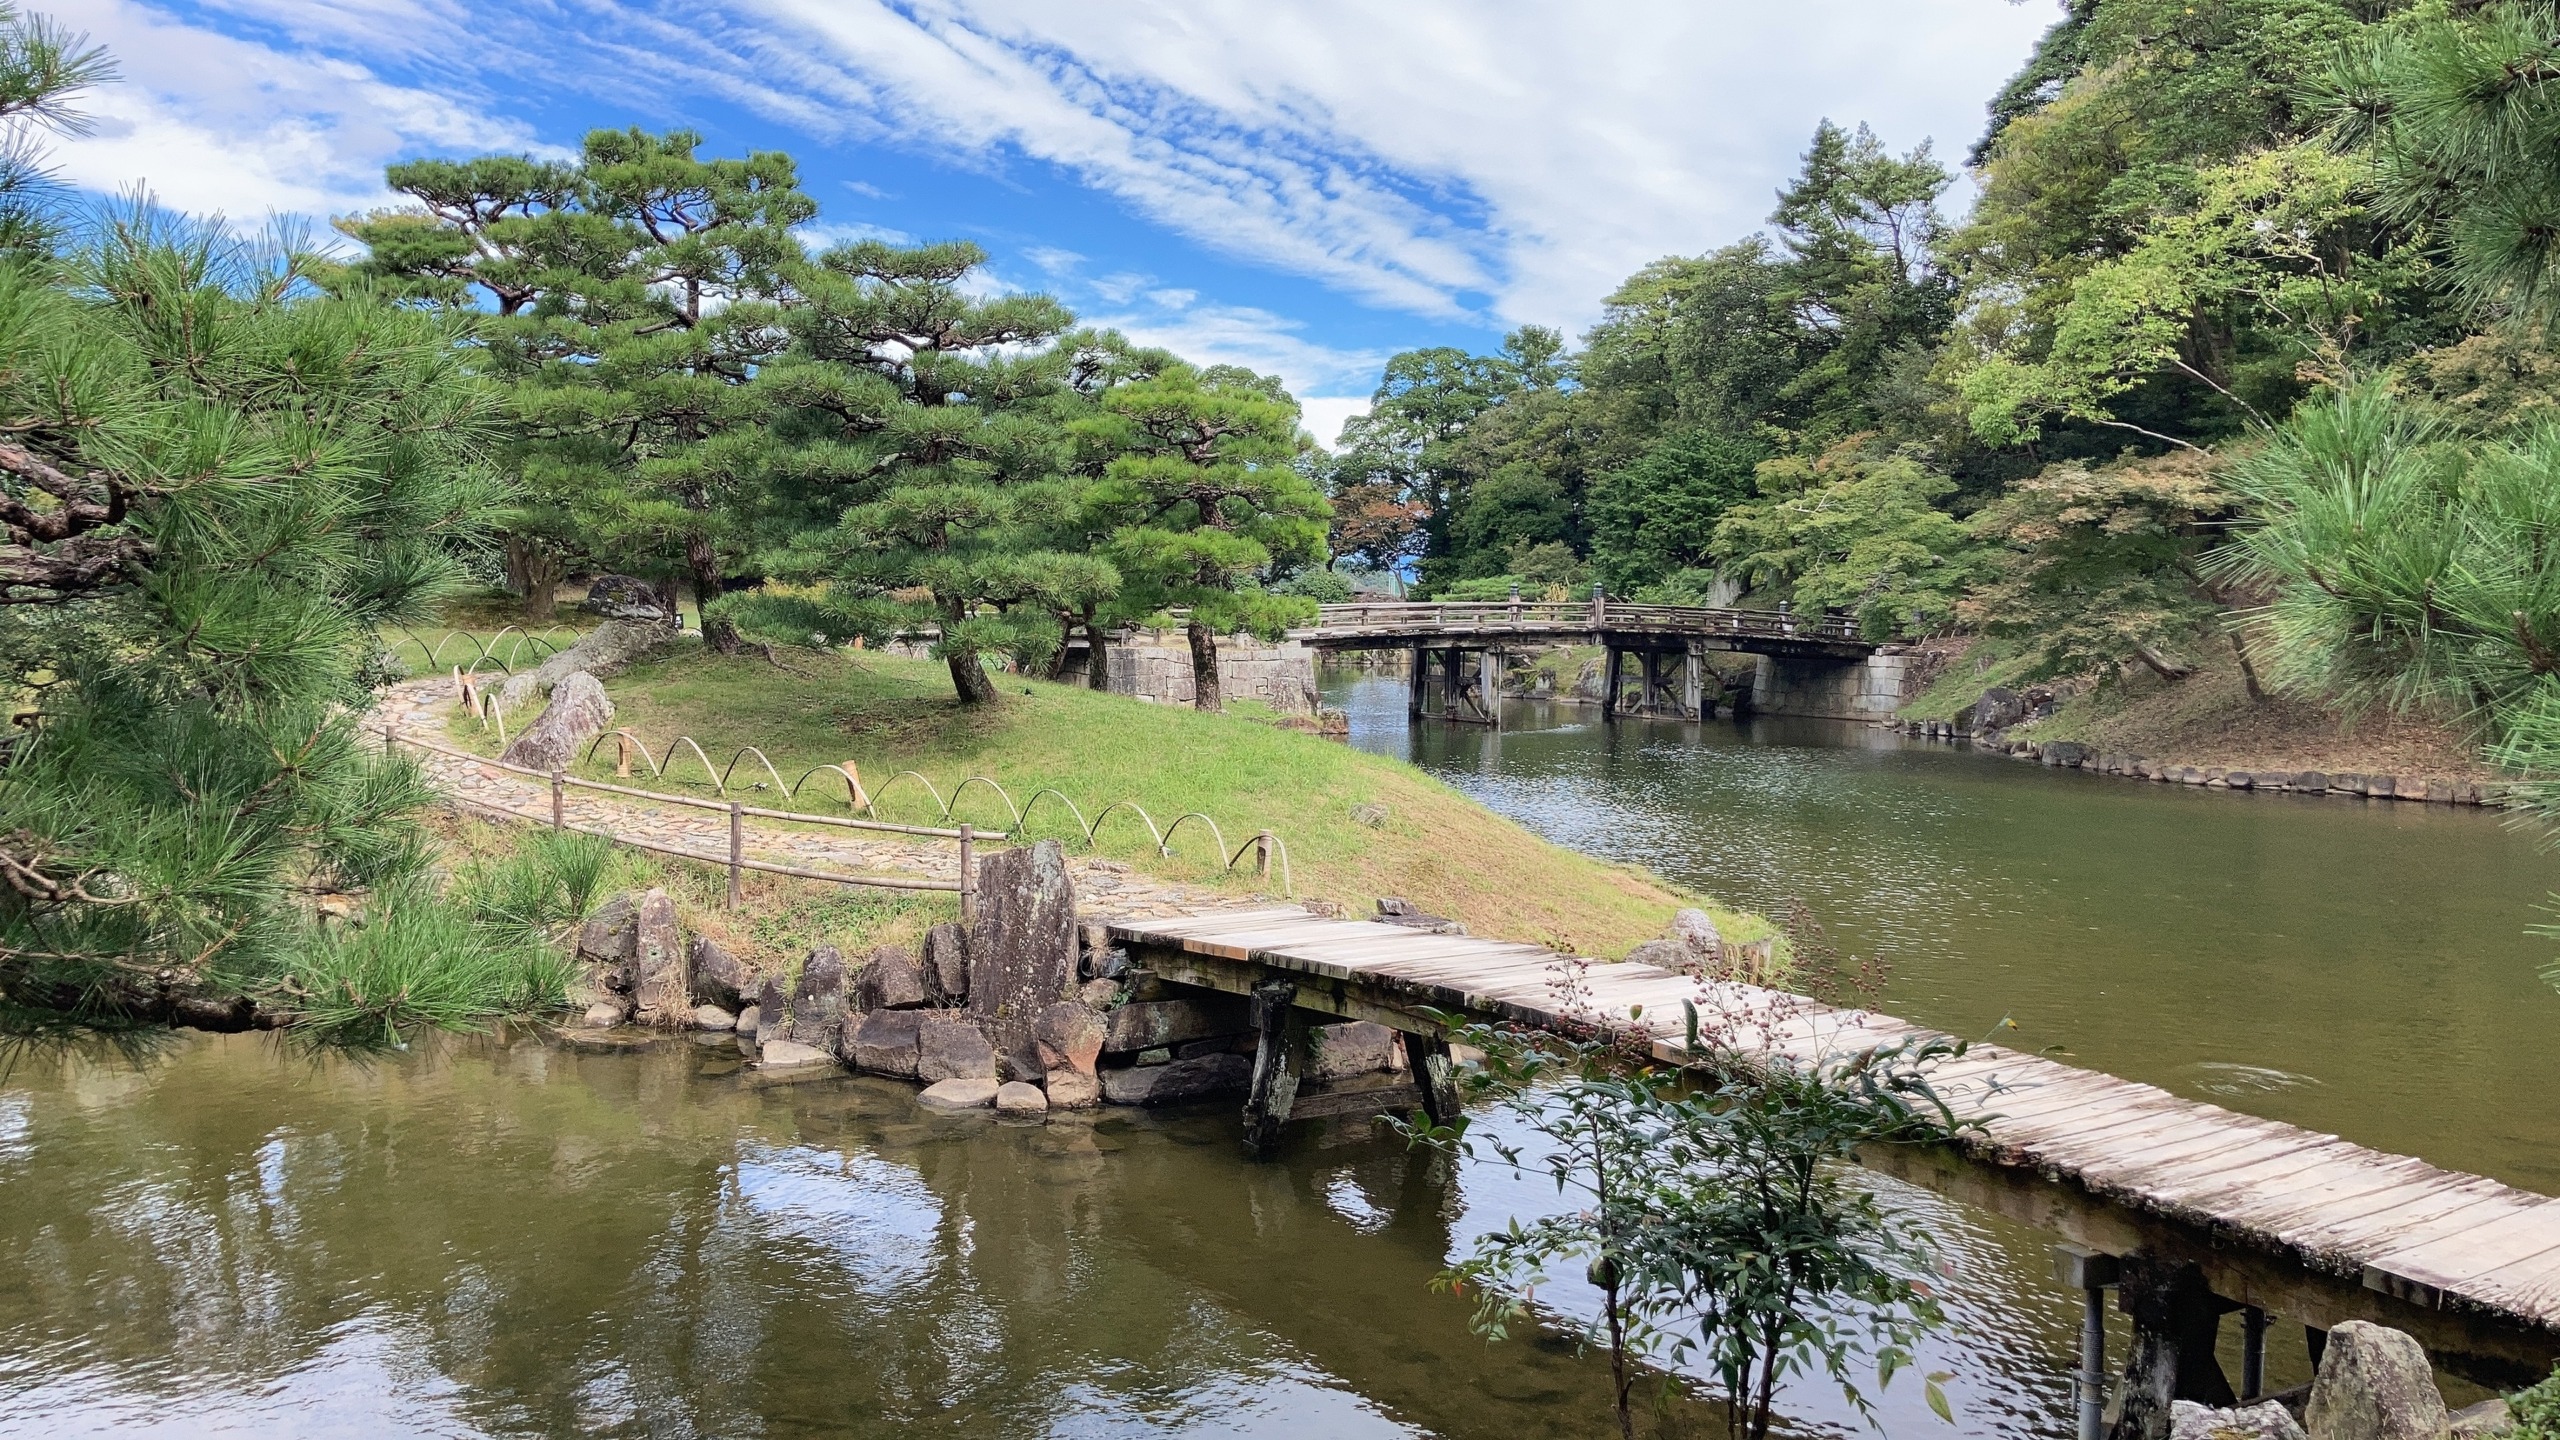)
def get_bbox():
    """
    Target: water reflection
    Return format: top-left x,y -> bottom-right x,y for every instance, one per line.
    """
0,1034 -> 2187,1439
1332,671 -> 2560,1190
